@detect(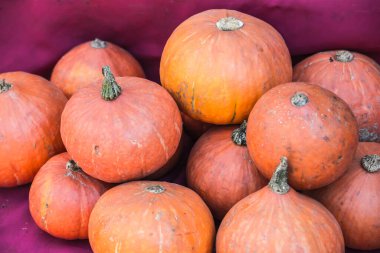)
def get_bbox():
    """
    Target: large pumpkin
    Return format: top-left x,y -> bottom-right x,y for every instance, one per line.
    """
308,142 -> 380,250
247,82 -> 358,190
187,121 -> 267,220
216,157 -> 345,253
29,153 -> 108,240
61,66 -> 182,183
88,181 -> 215,253
293,50 -> 380,142
160,9 -> 292,124
51,38 -> 145,98
0,72 -> 67,187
